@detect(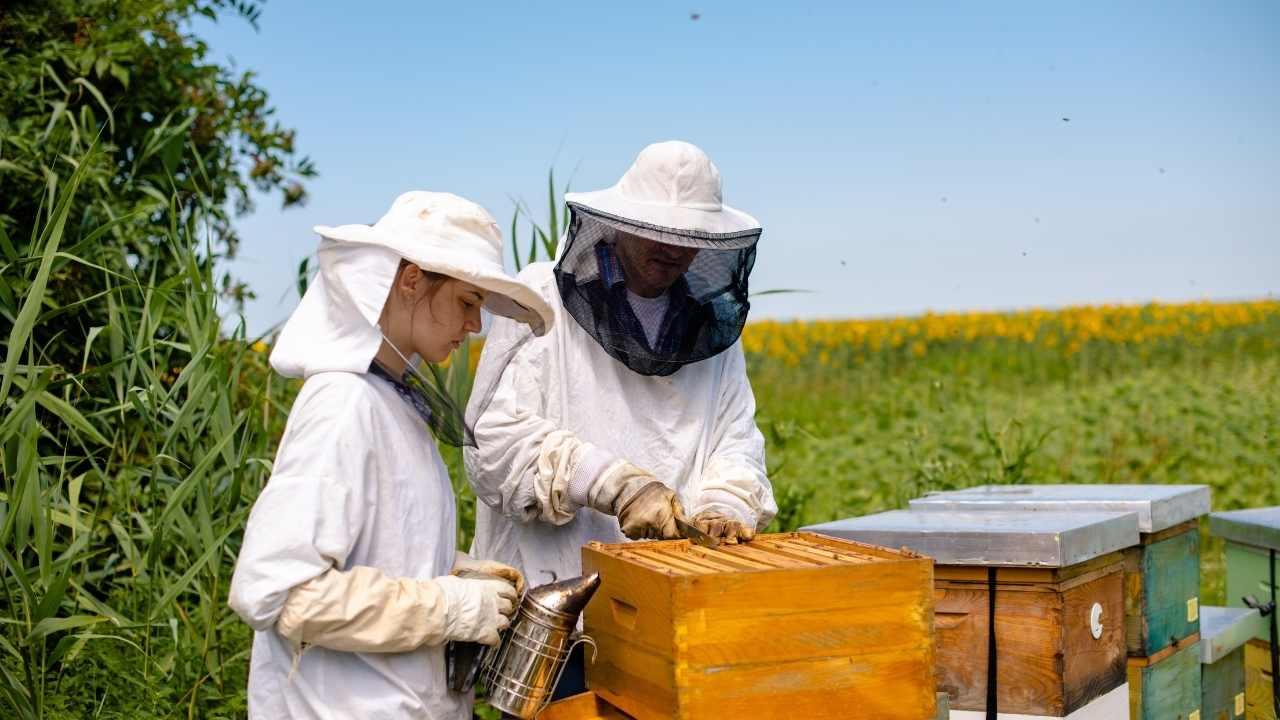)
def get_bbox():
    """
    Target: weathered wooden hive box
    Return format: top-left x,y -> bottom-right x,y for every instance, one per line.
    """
1209,507 -> 1279,720
911,483 -> 1210,656
1245,639 -> 1276,720
1125,639 -> 1201,720
1199,606 -> 1264,720
580,532 -> 937,720
806,510 -> 1137,719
